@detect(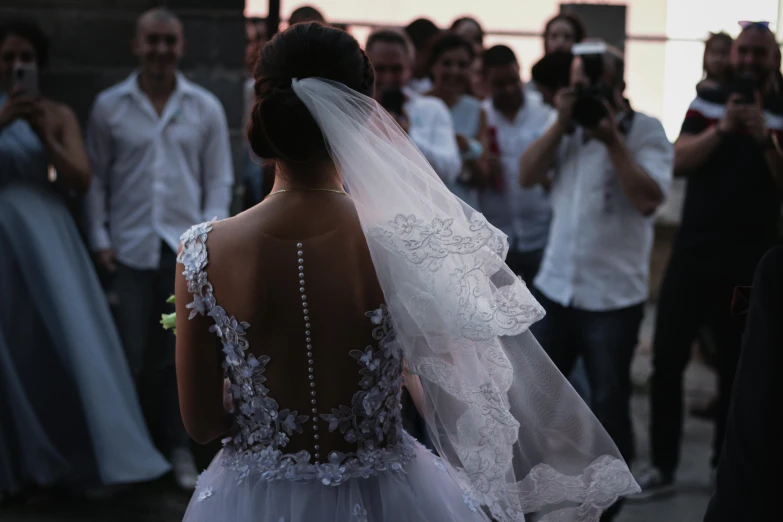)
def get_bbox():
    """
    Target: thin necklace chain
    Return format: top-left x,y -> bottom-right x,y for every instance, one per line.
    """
265,188 -> 348,199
